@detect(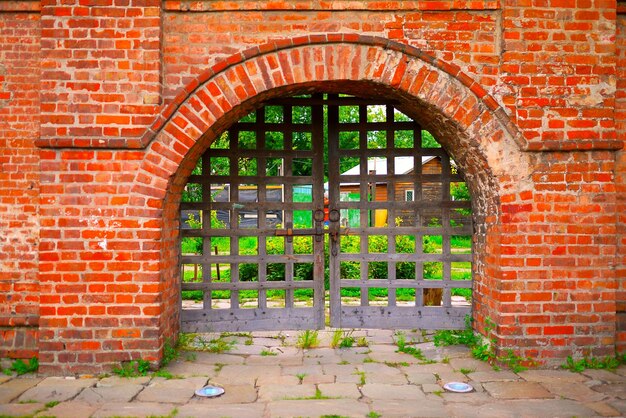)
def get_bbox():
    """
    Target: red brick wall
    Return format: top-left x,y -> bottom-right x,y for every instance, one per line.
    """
38,0 -> 162,148
162,3 -> 501,102
499,0 -> 617,150
0,9 -> 41,360
0,0 -> 622,373
616,7 -> 626,353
